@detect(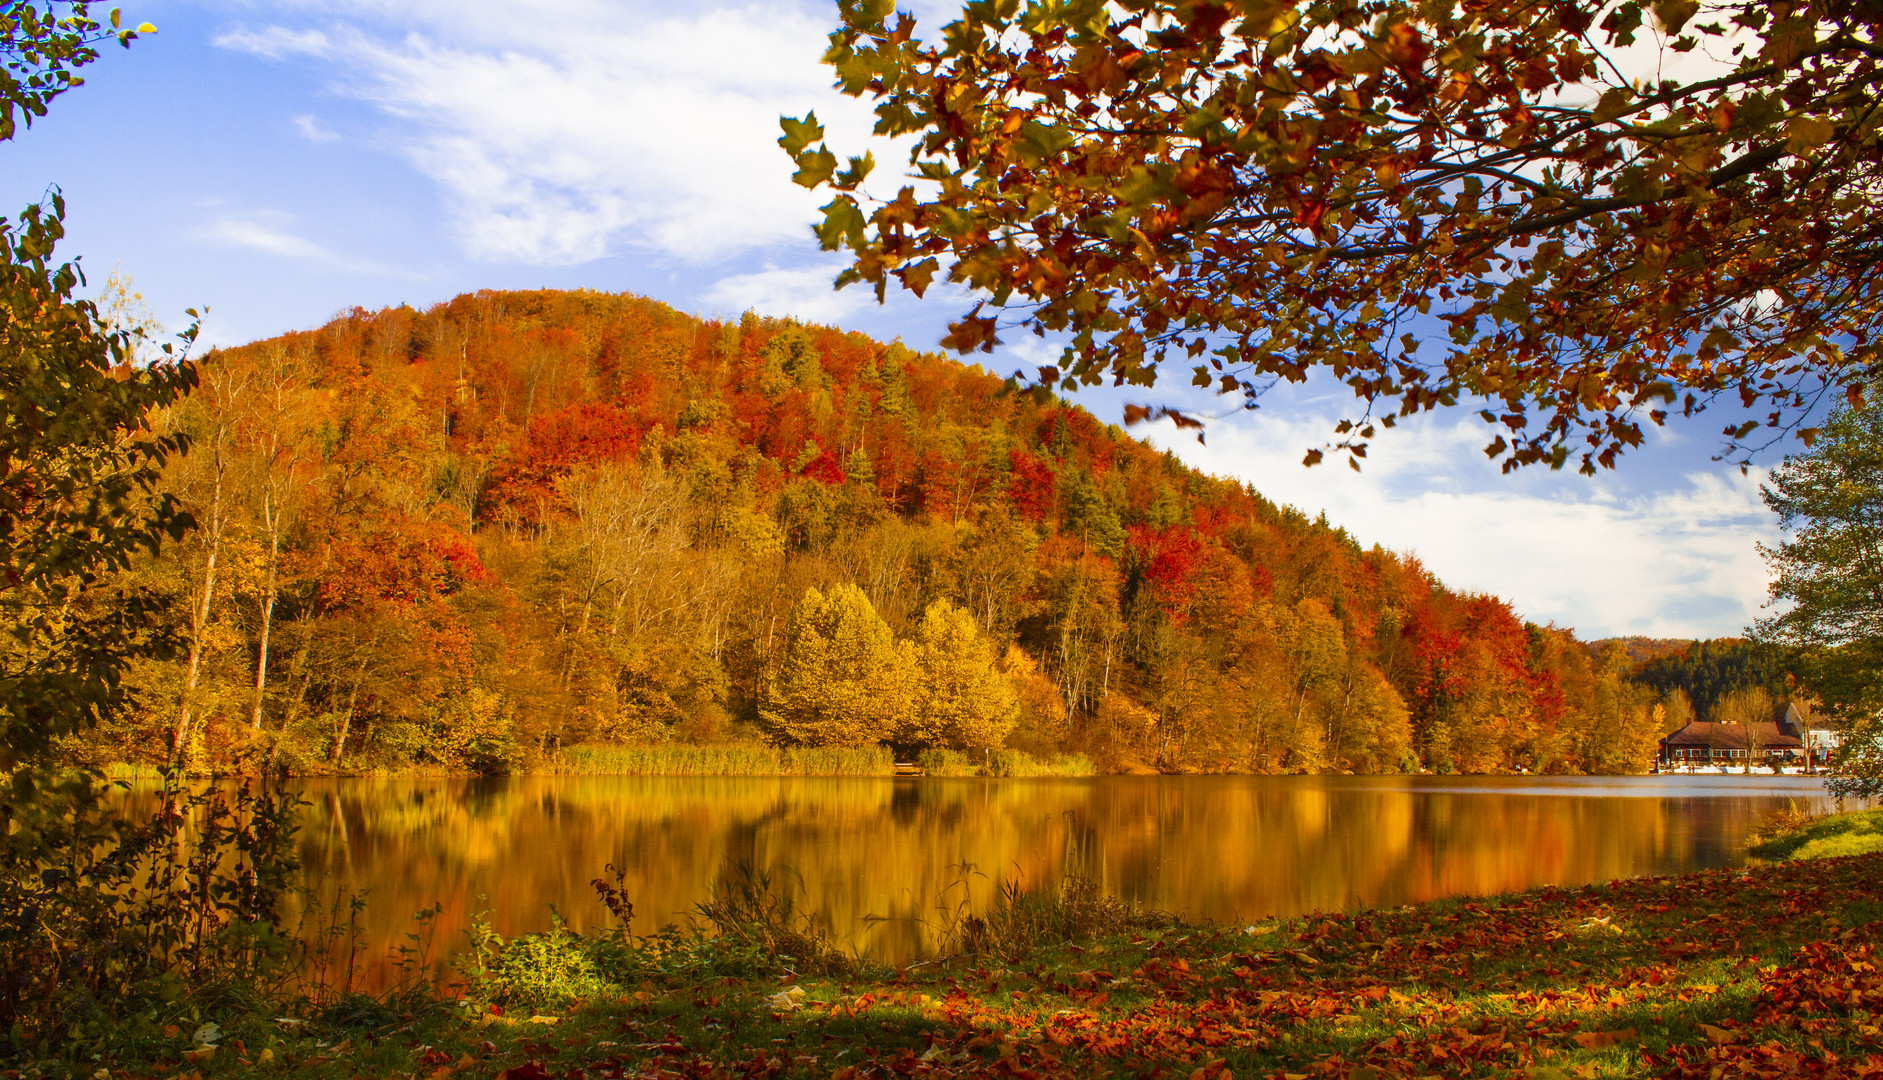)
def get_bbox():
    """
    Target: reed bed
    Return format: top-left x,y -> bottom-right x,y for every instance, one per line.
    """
553,743 -> 895,776
916,748 -> 1097,777
991,749 -> 1096,777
